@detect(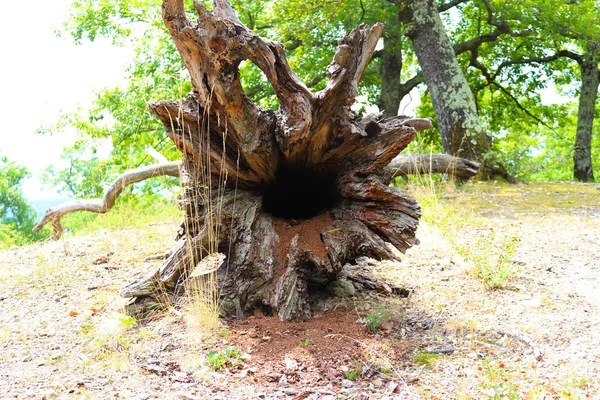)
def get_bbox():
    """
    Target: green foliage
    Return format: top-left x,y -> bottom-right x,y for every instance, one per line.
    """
300,337 -> 311,346
365,305 -> 391,334
44,0 -> 189,197
345,369 -> 358,381
206,346 -> 244,371
44,0 -> 599,205
0,157 -> 49,248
